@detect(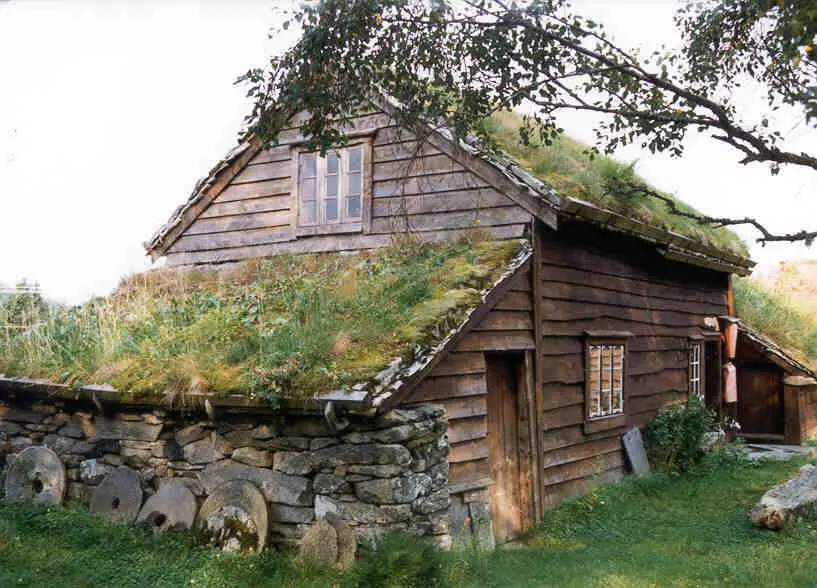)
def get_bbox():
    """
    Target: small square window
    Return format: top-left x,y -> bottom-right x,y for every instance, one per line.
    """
584,331 -> 630,433
294,141 -> 370,236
